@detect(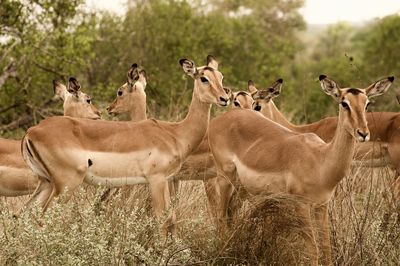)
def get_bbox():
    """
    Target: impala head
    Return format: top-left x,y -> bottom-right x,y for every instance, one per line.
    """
179,55 -> 229,106
319,75 -> 394,142
53,78 -> 101,119
248,79 -> 283,111
232,91 -> 254,109
106,63 -> 147,116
